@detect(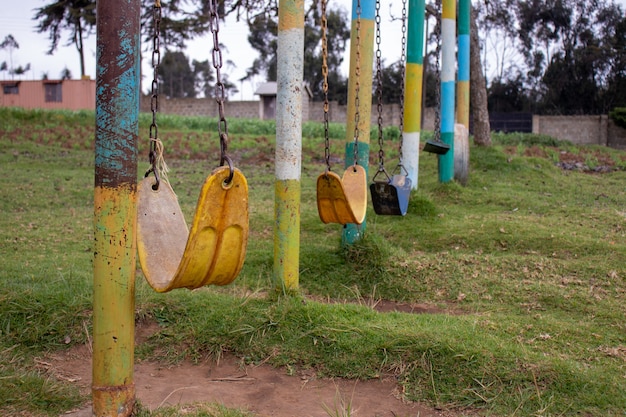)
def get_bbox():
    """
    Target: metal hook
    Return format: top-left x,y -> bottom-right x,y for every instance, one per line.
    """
221,154 -> 235,187
145,149 -> 161,190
